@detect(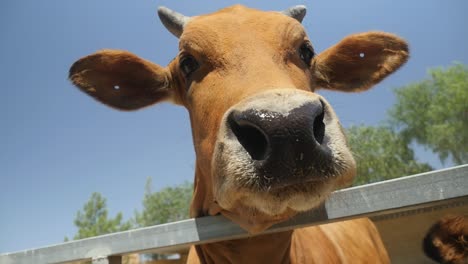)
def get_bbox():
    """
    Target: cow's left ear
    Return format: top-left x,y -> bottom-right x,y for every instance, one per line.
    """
69,49 -> 173,110
311,32 -> 409,92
